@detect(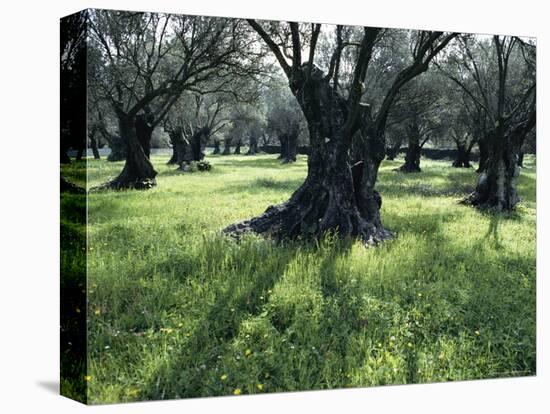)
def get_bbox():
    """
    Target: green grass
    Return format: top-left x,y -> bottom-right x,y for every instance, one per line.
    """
61,153 -> 536,404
